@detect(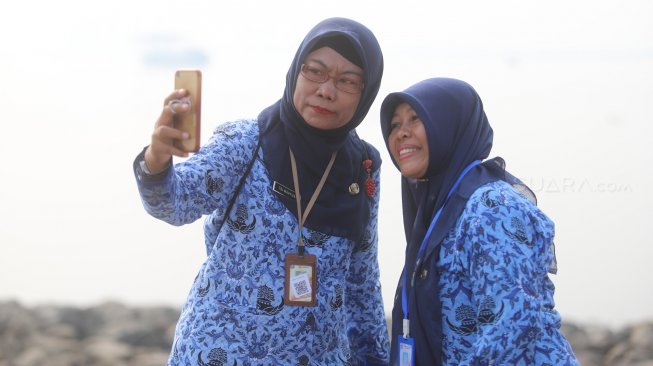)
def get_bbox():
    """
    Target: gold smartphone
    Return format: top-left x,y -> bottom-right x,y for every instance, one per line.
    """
173,70 -> 202,152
